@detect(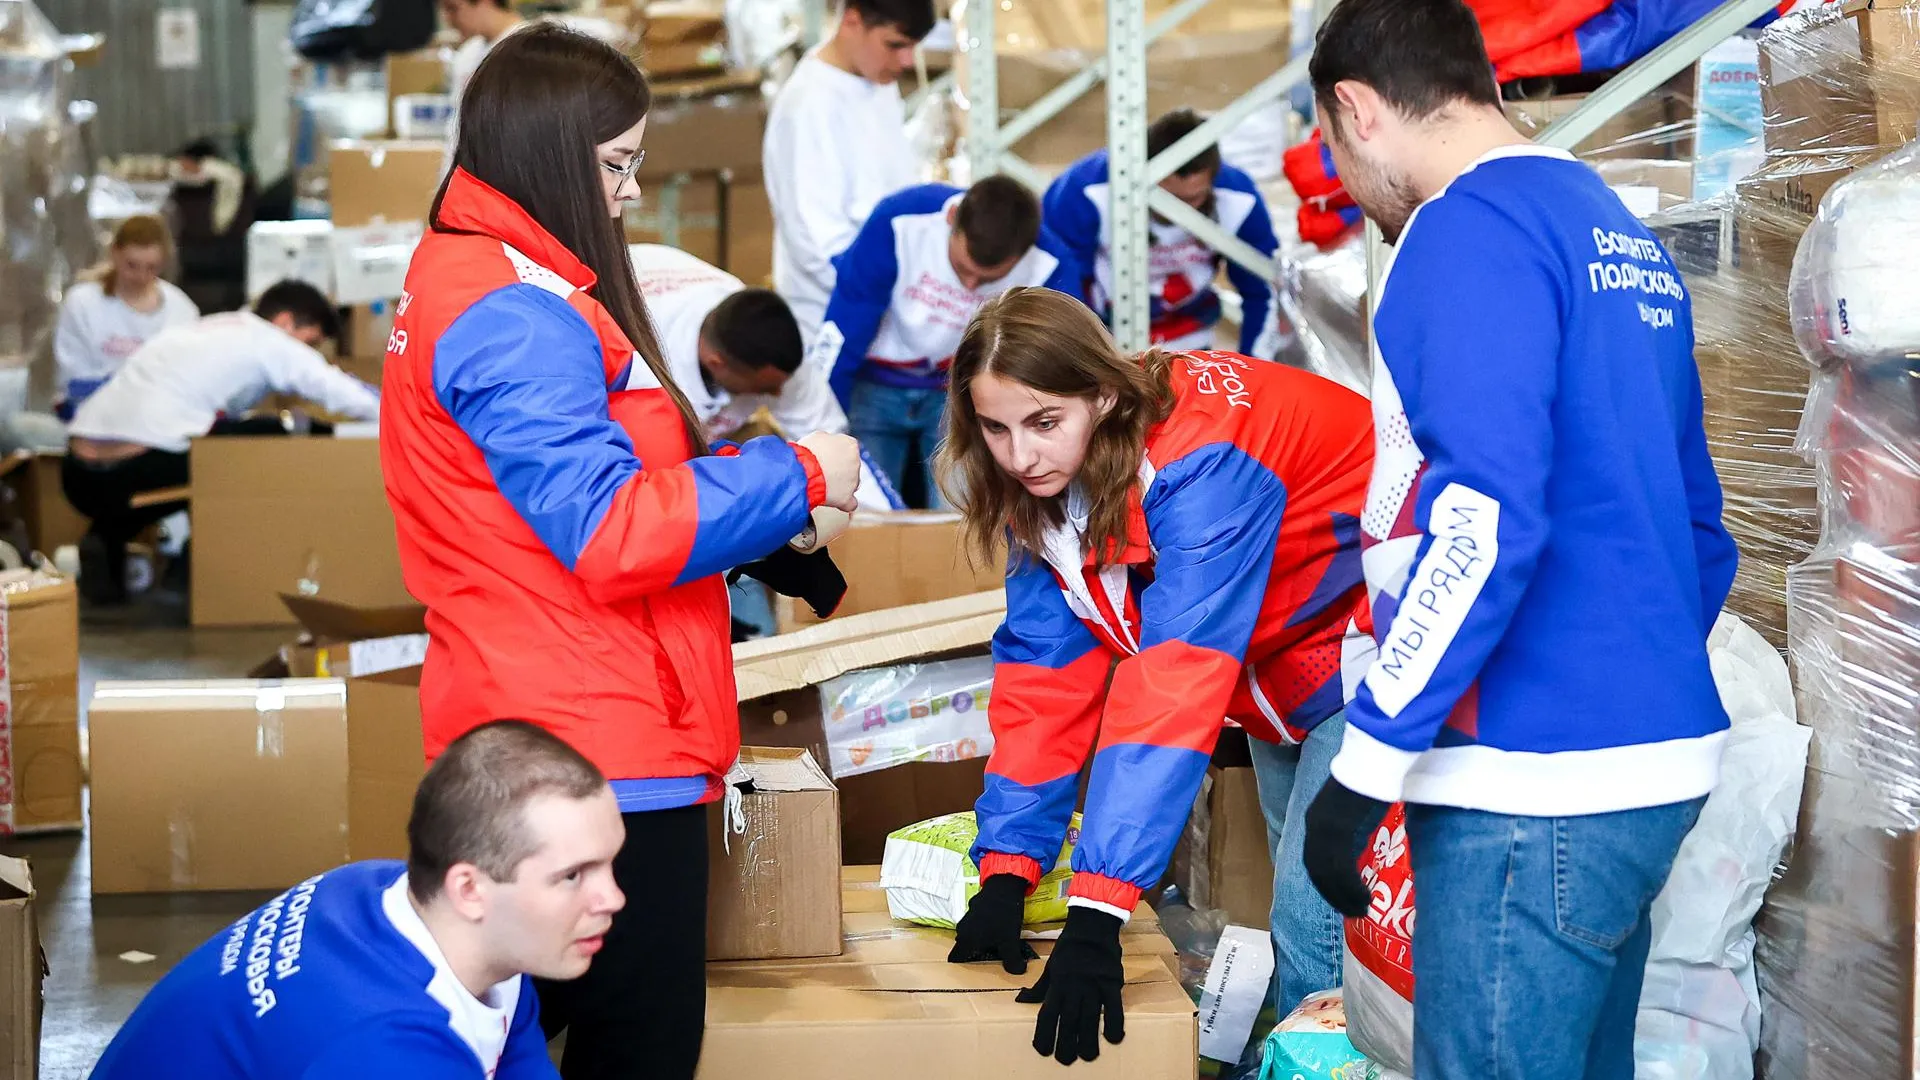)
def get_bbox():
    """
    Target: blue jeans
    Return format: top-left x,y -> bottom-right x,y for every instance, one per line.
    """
847,380 -> 948,510
1405,798 -> 1707,1080
1247,713 -> 1348,1019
